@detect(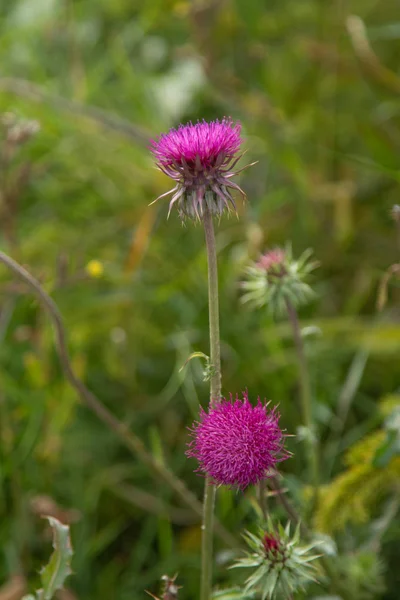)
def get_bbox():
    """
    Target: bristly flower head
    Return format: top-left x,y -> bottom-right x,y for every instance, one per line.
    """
241,244 -> 318,315
146,574 -> 181,600
186,391 -> 288,489
256,248 -> 286,273
151,118 -> 254,220
231,520 -> 321,600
